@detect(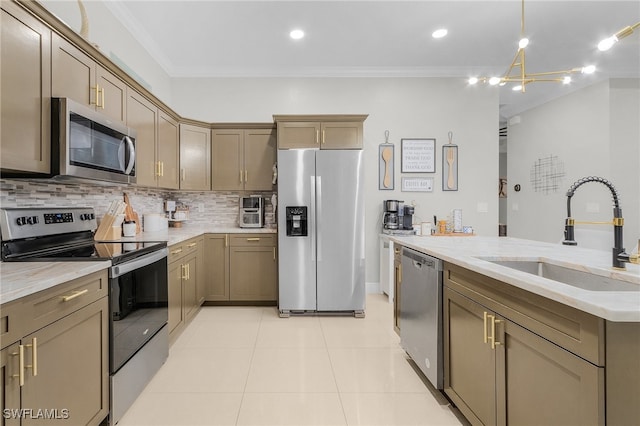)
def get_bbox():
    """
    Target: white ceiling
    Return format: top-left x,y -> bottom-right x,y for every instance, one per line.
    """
103,1 -> 640,118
